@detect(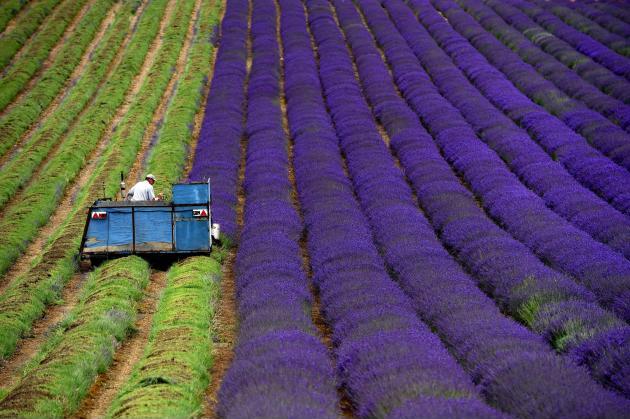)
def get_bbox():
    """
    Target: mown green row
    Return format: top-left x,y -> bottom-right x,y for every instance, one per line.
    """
0,0 -> 134,207
0,0 -> 171,280
98,0 -> 196,197
0,0 -> 88,111
0,256 -> 150,418
0,0 -> 115,158
0,0 -> 61,70
145,0 -> 222,200
107,256 -> 221,418
0,0 -> 30,34
0,0 -> 217,360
